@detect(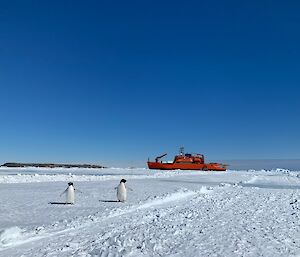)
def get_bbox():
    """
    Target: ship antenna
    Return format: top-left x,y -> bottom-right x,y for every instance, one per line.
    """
179,146 -> 184,155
